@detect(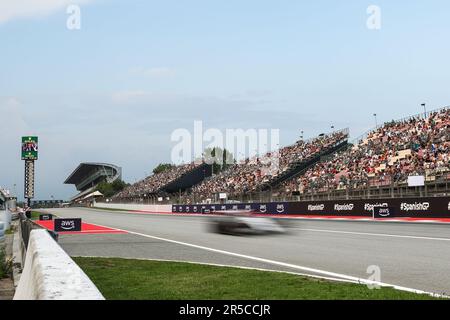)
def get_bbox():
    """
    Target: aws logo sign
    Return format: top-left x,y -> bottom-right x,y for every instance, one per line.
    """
54,218 -> 82,232
375,207 -> 392,217
276,204 -> 285,213
258,203 -> 285,213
